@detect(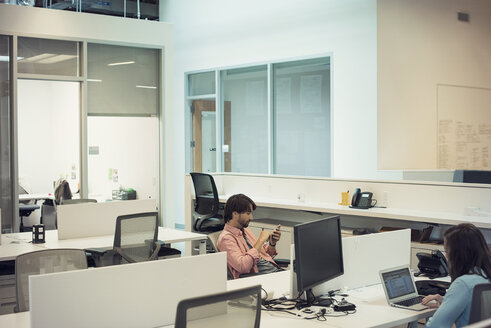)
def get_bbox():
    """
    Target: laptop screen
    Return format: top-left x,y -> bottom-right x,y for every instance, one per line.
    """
382,267 -> 416,300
